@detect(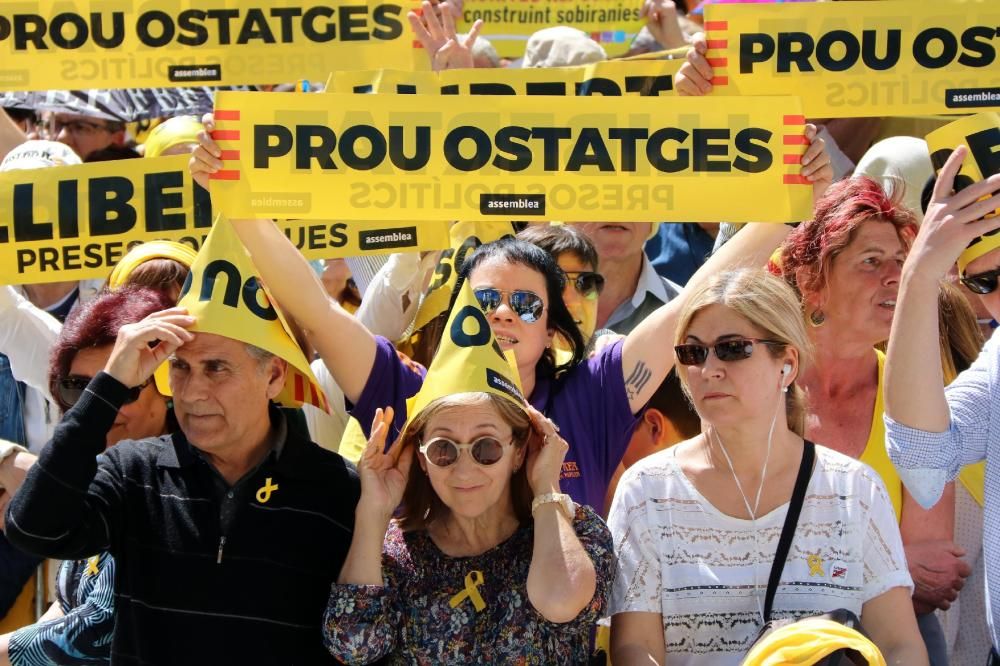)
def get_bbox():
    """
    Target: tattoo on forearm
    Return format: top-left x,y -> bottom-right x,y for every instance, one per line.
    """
624,361 -> 652,401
